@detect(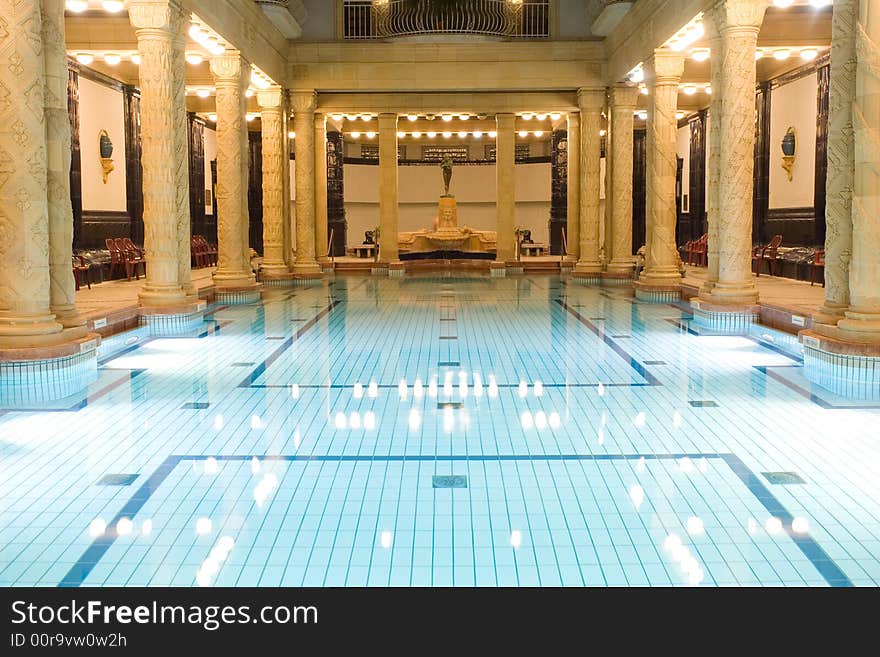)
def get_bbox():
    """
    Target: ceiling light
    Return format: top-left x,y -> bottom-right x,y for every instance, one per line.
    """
208,114 -> 217,122
350,131 -> 361,139
101,0 -> 124,12
346,114 -> 359,121
246,113 -> 257,122
406,114 -> 418,122
704,85 -> 712,94
533,130 -> 544,137
638,111 -> 648,120
459,114 -> 470,121
683,85 -> 697,95
65,0 -> 89,12
599,129 -> 606,137
773,49 -> 791,60
550,112 -> 562,121
75,52 -> 94,65
361,114 -> 372,122
521,112 -> 533,120
630,68 -> 645,83
472,130 -> 483,139
196,88 -> 210,98
189,24 -> 203,39
426,131 -> 437,138
102,53 -> 121,66
755,49 -> 765,60
412,131 -> 422,138
518,130 -> 529,138
488,131 -> 497,138
773,0 -> 794,7
185,52 -> 204,66
442,131 -> 452,138
288,131 -> 295,139
331,114 -> 344,122
691,49 -> 710,62
687,23 -> 704,41
535,113 -> 547,121
640,84 -> 648,95
442,114 -> 453,122
457,131 -> 467,138
366,131 -> 376,139
396,131 -> 406,138
129,53 -> 141,65
676,111 -> 685,120
800,48 -> 818,61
